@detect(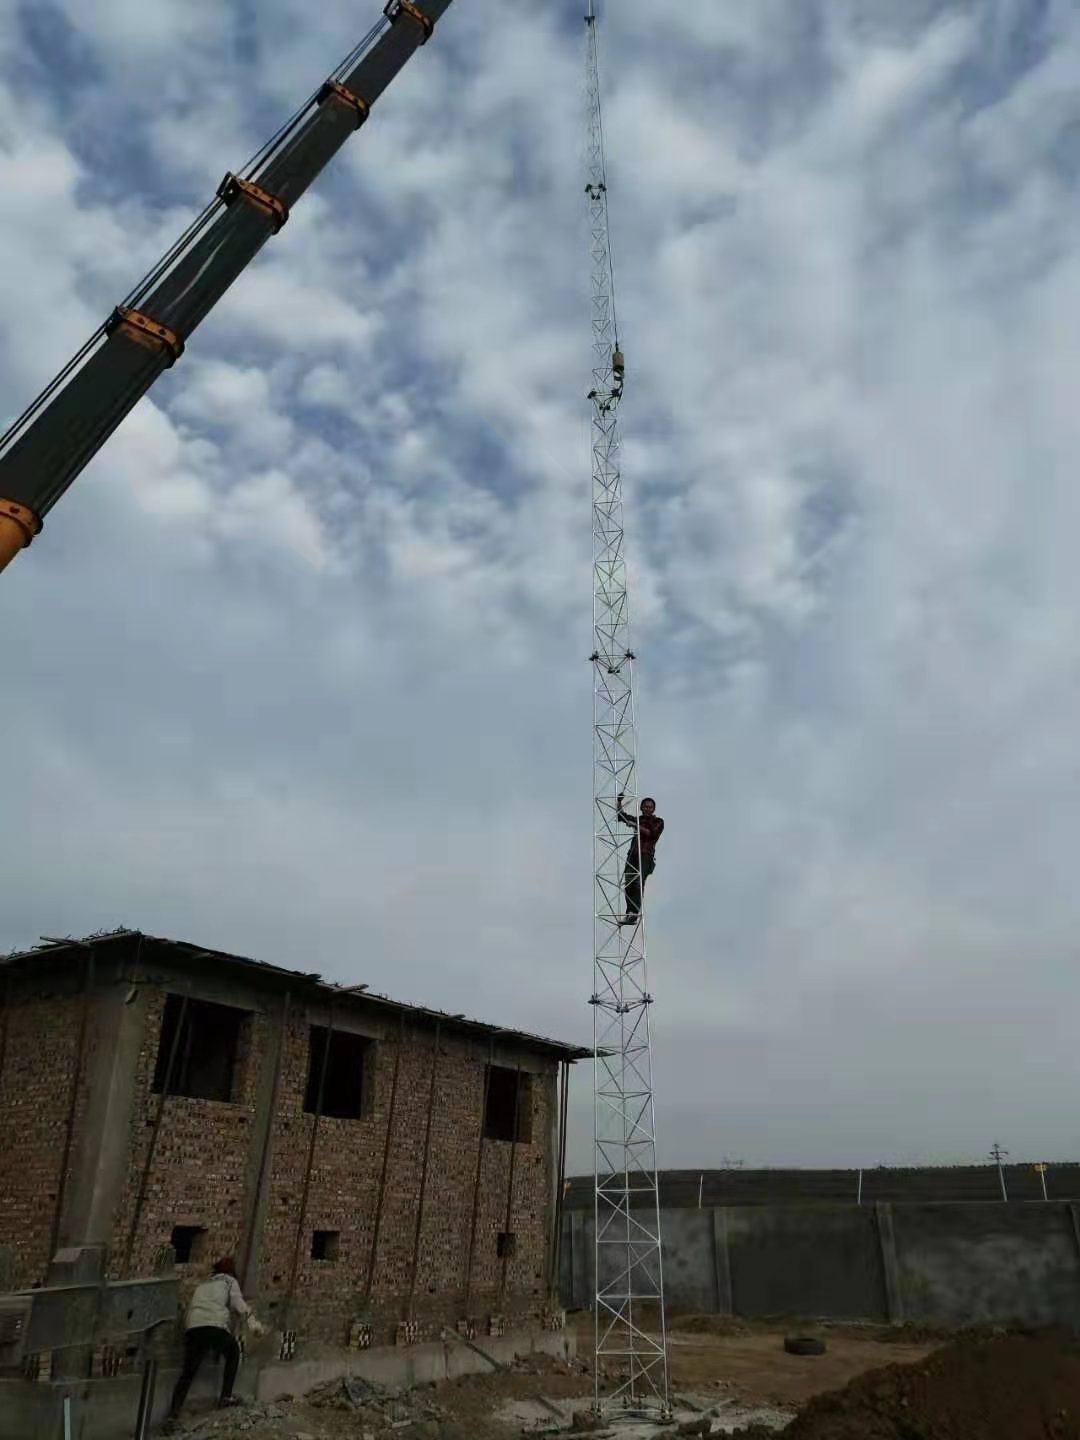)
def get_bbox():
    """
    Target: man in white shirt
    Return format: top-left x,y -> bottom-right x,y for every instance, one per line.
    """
162,1256 -> 266,1431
